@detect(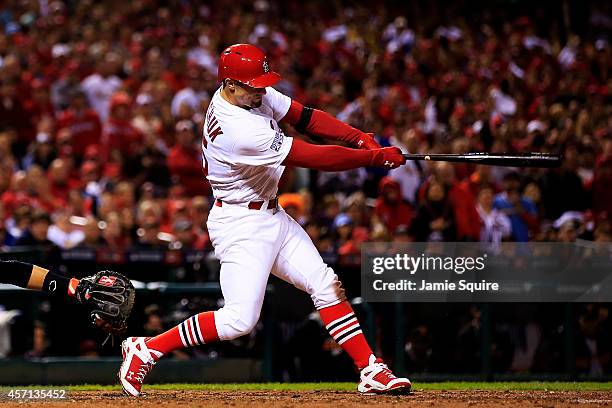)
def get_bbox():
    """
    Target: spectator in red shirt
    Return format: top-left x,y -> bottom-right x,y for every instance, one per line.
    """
374,176 -> 414,234
167,120 -> 210,197
24,79 -> 55,128
56,89 -> 102,157
48,158 -> 79,203
0,78 -> 35,155
164,198 -> 189,233
434,162 -> 481,241
101,211 -> 131,249
27,165 -> 64,213
459,165 -> 500,198
1,170 -> 29,216
101,92 -> 144,161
